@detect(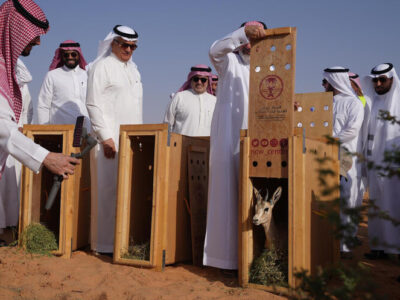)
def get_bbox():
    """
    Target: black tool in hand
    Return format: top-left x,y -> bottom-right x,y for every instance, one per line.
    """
45,116 -> 97,210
